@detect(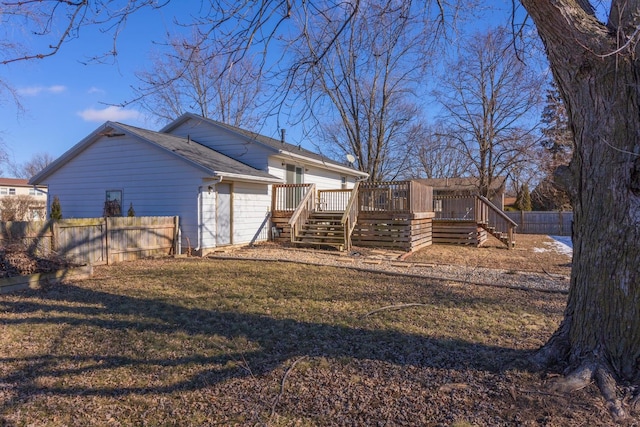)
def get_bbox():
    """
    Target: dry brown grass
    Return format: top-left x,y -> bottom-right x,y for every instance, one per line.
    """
407,234 -> 573,275
0,254 -> 615,426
